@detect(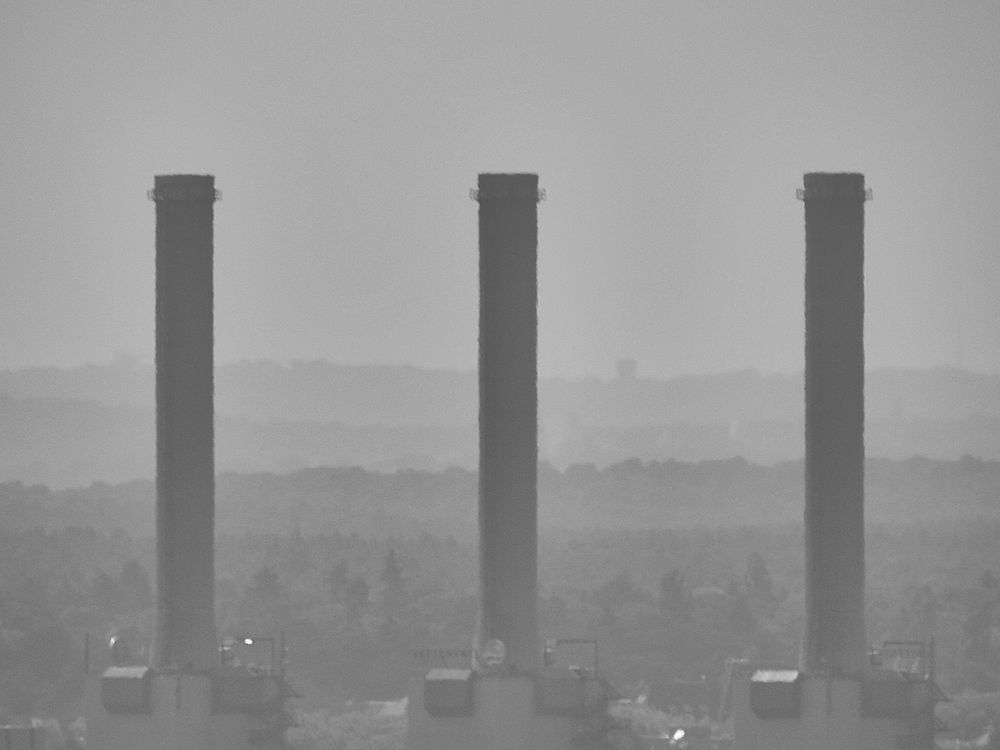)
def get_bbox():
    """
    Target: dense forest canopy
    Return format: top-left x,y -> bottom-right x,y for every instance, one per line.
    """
1,457 -> 999,733
1,456 -> 997,539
